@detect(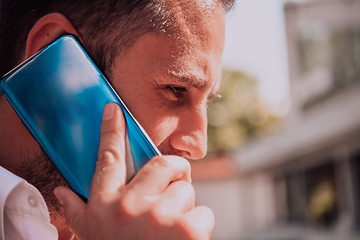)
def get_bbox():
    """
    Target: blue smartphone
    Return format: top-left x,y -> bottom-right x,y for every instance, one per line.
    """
0,35 -> 161,200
